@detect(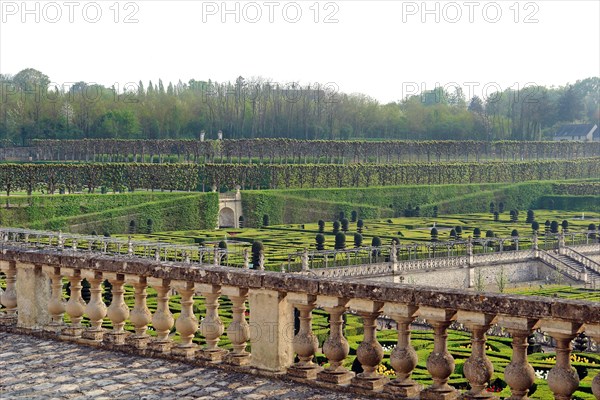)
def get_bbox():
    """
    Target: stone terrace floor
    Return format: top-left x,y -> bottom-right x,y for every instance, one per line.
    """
0,332 -> 369,400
